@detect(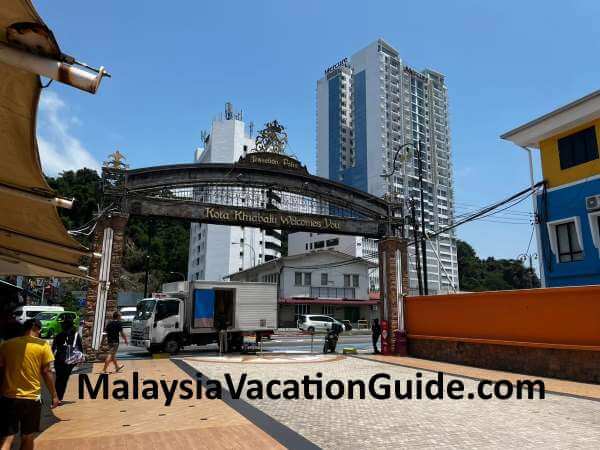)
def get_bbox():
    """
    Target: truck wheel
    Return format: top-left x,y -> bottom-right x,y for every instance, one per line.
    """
163,338 -> 180,355
148,344 -> 161,355
229,333 -> 243,353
